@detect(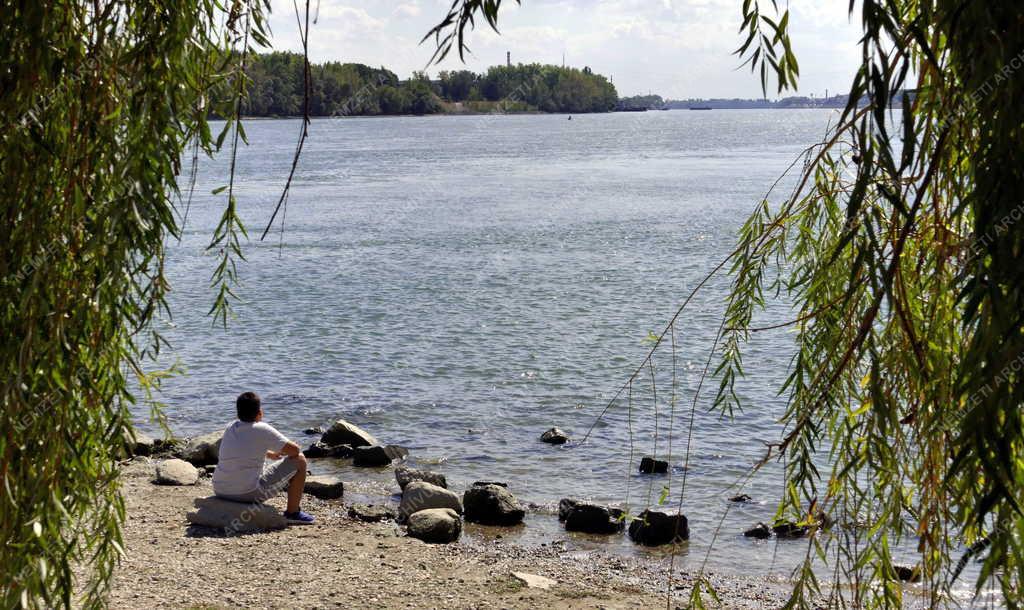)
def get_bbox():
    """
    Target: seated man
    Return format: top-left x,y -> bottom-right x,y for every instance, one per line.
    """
212,391 -> 314,524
